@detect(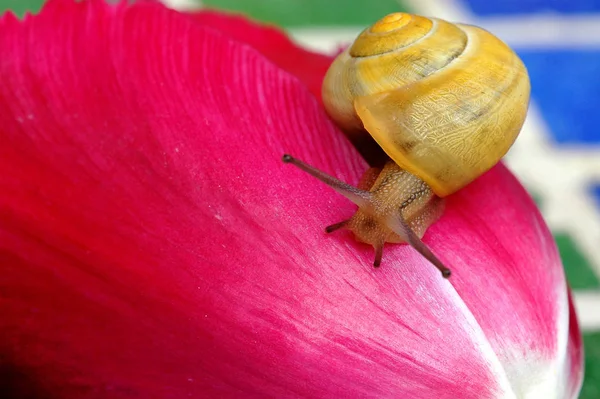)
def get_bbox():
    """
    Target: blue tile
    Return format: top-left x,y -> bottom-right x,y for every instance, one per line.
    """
592,183 -> 600,208
464,0 -> 600,15
517,50 -> 600,144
